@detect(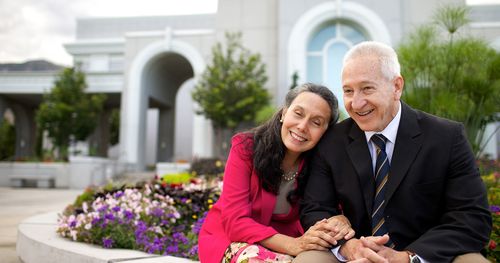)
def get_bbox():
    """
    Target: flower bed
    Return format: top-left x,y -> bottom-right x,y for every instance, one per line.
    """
57,176 -> 221,260
479,158 -> 500,262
